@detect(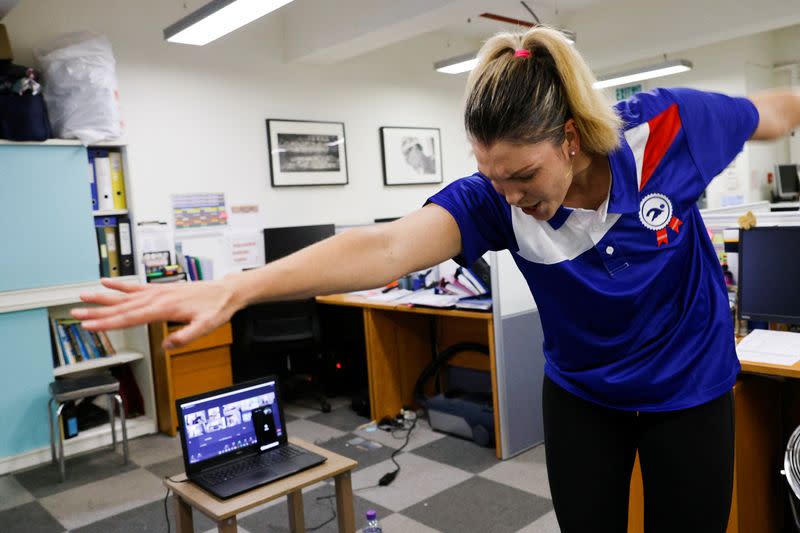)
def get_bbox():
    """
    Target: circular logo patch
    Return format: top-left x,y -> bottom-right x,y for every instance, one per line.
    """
639,193 -> 673,231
